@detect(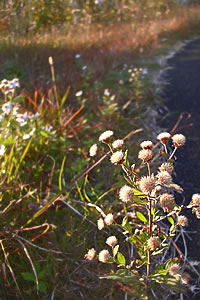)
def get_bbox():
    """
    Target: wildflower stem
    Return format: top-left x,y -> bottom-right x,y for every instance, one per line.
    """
107,143 -> 113,153
147,249 -> 151,287
160,228 -> 185,263
164,144 -> 168,154
148,196 -> 152,235
168,147 -> 177,161
147,195 -> 152,288
49,56 -> 62,124
122,163 -> 140,179
147,162 -> 151,177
